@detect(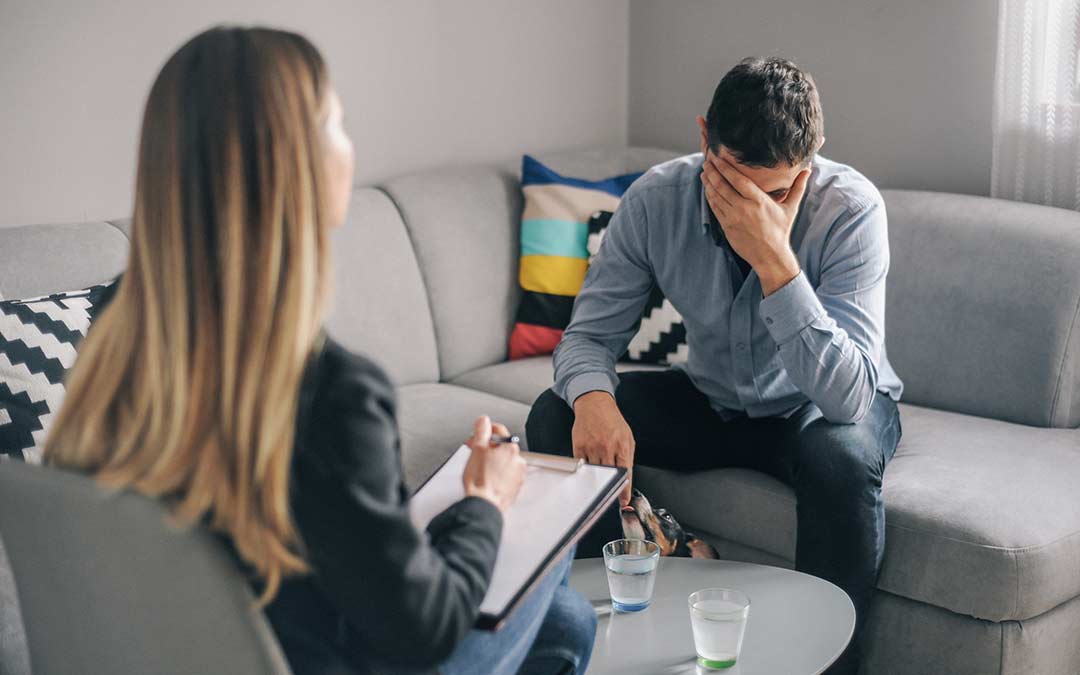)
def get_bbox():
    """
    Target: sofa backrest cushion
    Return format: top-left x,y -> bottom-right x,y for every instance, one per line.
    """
883,189 -> 1080,428
0,222 -> 128,299
325,188 -> 440,386
381,166 -> 526,380
383,147 -> 681,380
